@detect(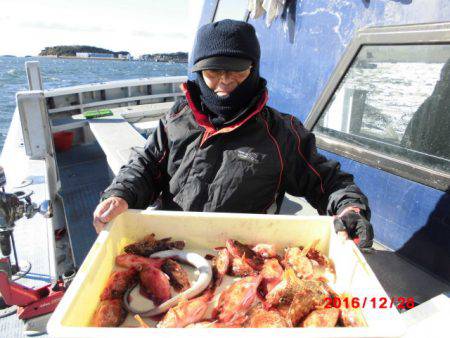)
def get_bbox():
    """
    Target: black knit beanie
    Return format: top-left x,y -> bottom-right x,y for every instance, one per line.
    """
191,20 -> 265,124
192,19 -> 261,67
